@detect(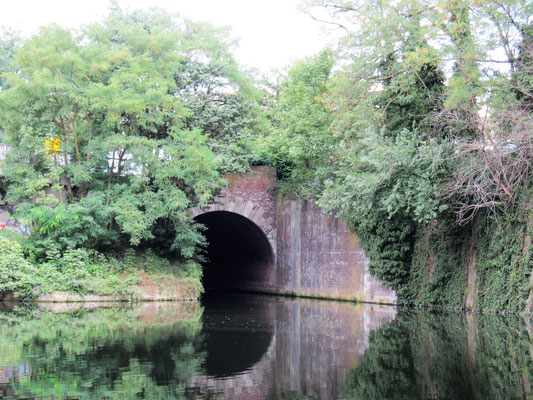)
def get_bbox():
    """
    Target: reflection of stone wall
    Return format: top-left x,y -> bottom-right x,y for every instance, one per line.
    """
189,299 -> 396,399
273,300 -> 396,398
